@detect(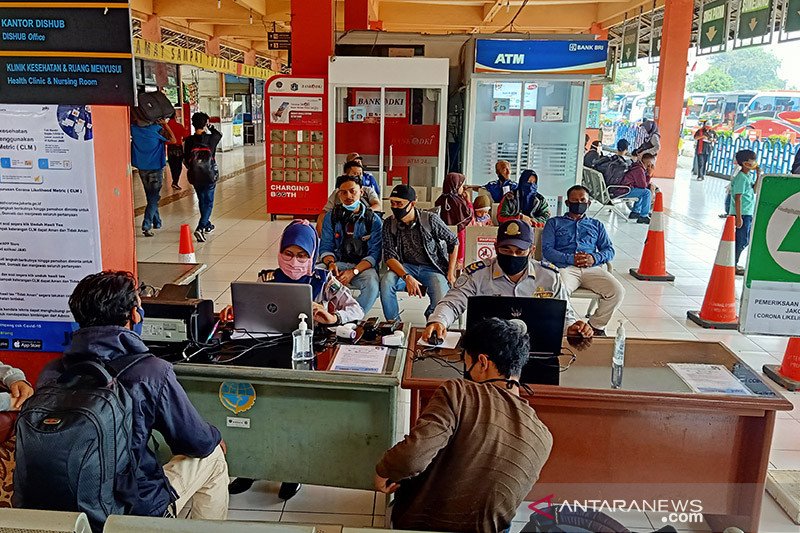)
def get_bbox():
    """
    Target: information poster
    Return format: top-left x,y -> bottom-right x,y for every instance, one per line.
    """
740,175 -> 800,336
0,105 -> 102,351
269,95 -> 323,125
